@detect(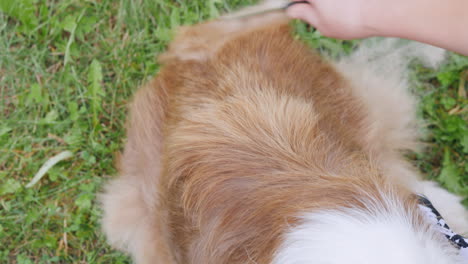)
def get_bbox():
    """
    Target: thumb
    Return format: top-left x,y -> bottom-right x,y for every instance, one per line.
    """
286,2 -> 319,26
